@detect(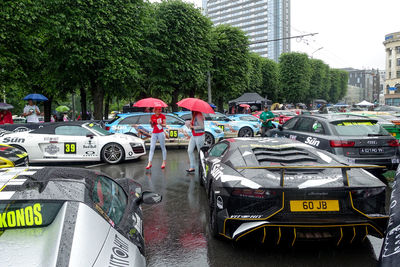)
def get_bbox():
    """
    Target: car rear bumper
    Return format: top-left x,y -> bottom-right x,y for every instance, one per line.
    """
345,156 -> 399,170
